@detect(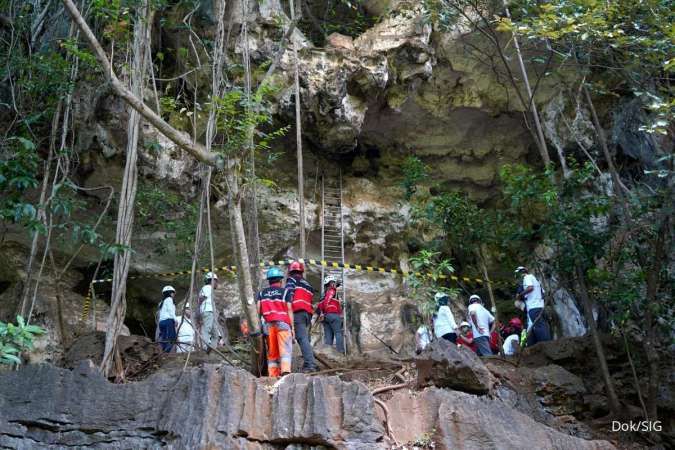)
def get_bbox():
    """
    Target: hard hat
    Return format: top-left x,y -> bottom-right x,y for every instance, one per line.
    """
514,266 -> 527,274
205,271 -> 218,281
459,321 -> 471,328
324,275 -> 337,285
288,261 -> 304,273
508,317 -> 523,329
434,292 -> 449,302
266,267 -> 284,280
468,294 -> 482,304
162,285 -> 176,294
